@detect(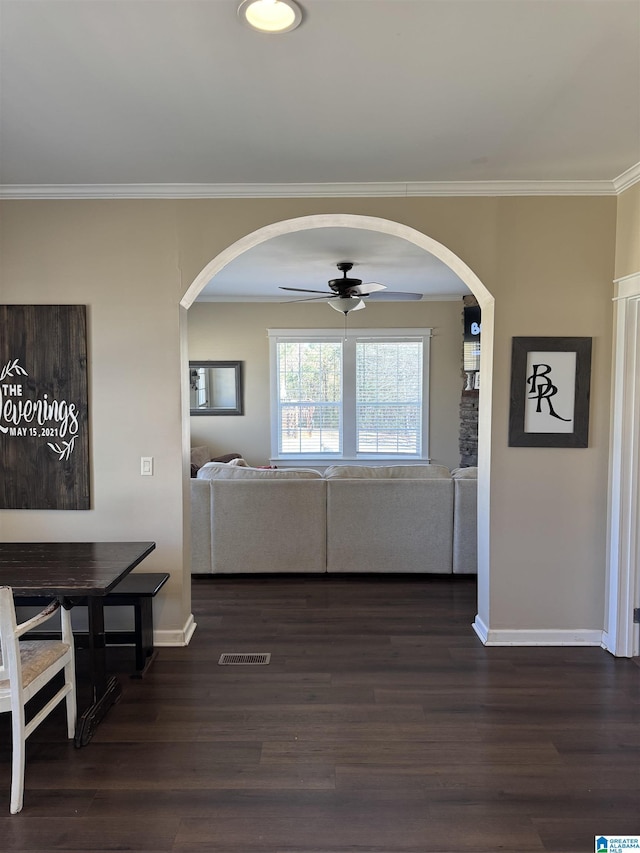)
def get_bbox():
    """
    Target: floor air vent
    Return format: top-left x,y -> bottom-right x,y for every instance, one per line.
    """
218,653 -> 271,666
